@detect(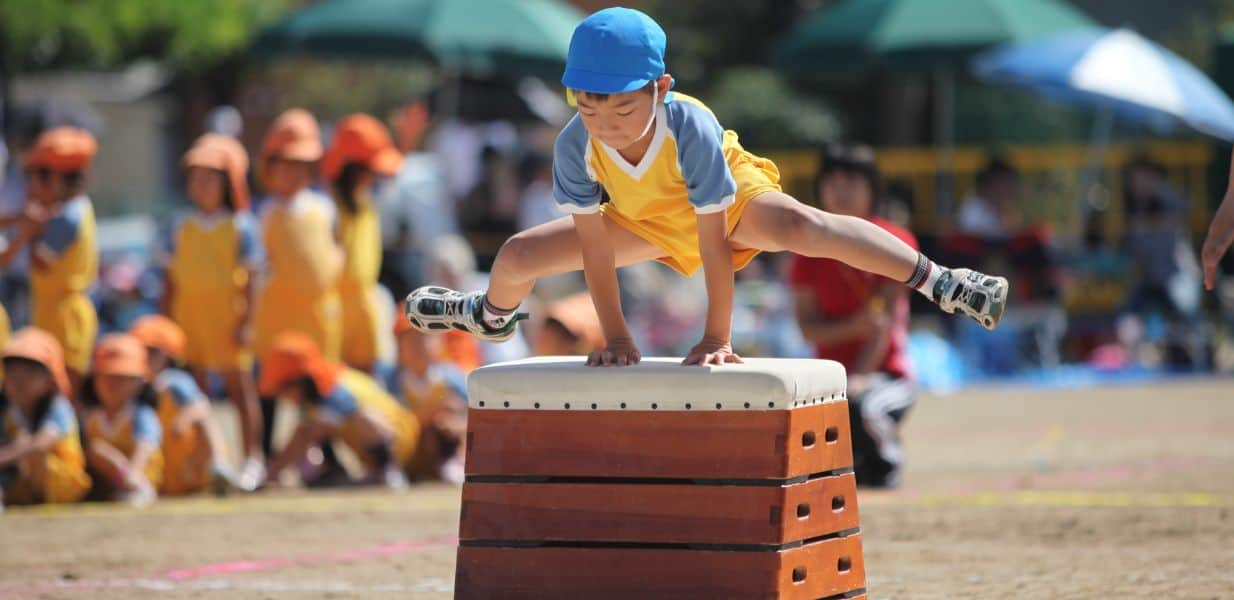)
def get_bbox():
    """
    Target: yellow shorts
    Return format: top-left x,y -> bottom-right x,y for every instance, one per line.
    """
32,292 -> 98,373
160,427 -> 211,496
4,453 -> 92,505
339,281 -> 381,369
602,148 -> 782,277
175,291 -> 254,373
254,287 -> 342,362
